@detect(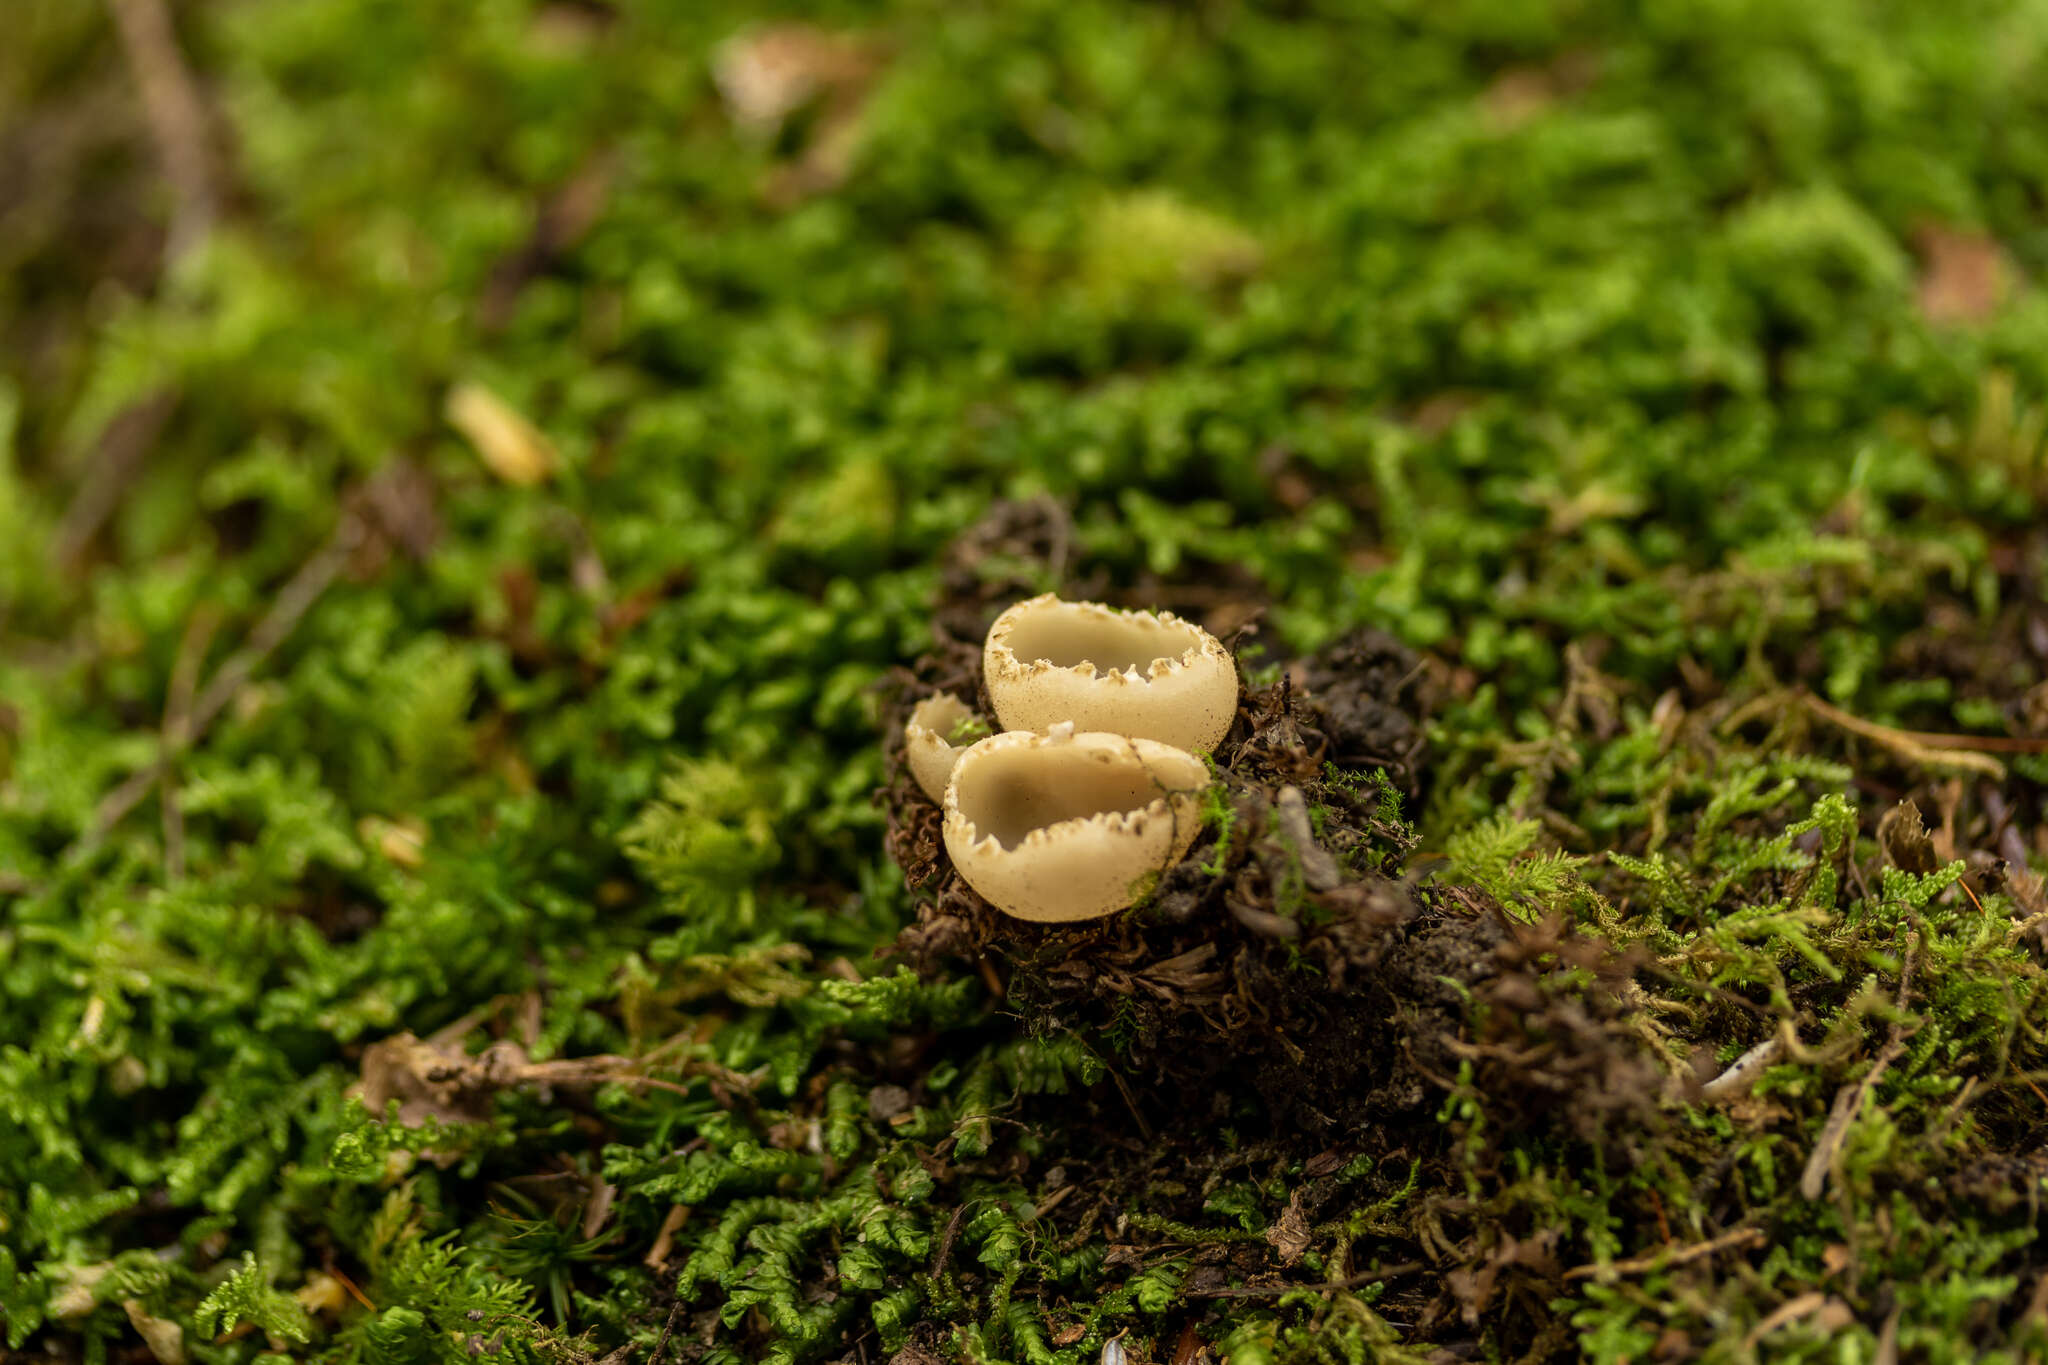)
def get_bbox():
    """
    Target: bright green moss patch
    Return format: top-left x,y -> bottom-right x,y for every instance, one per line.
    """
5,0 -> 2048,1361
